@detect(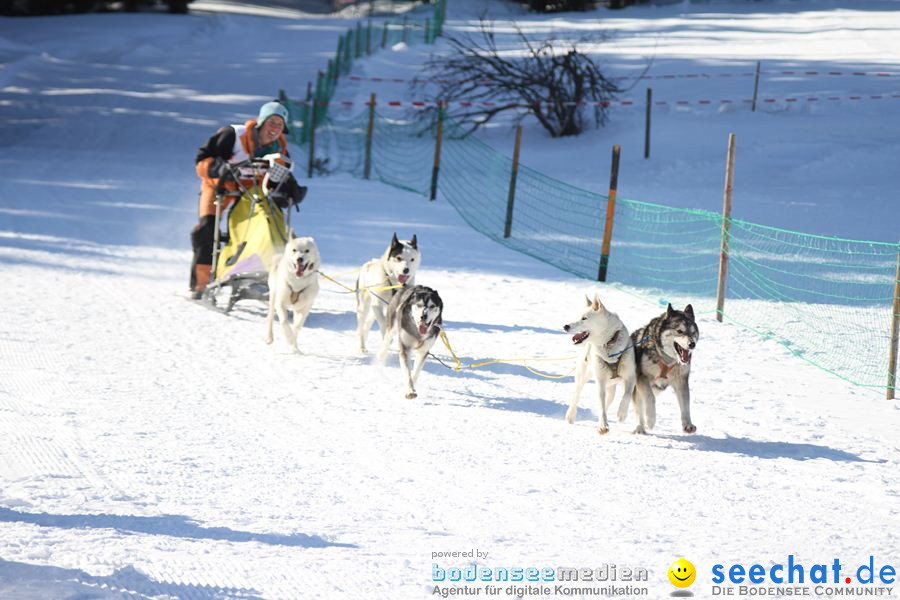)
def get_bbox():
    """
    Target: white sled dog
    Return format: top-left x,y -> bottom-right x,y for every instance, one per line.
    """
618,303 -> 700,434
563,294 -> 641,434
265,233 -> 320,353
355,233 -> 420,353
377,285 -> 443,400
